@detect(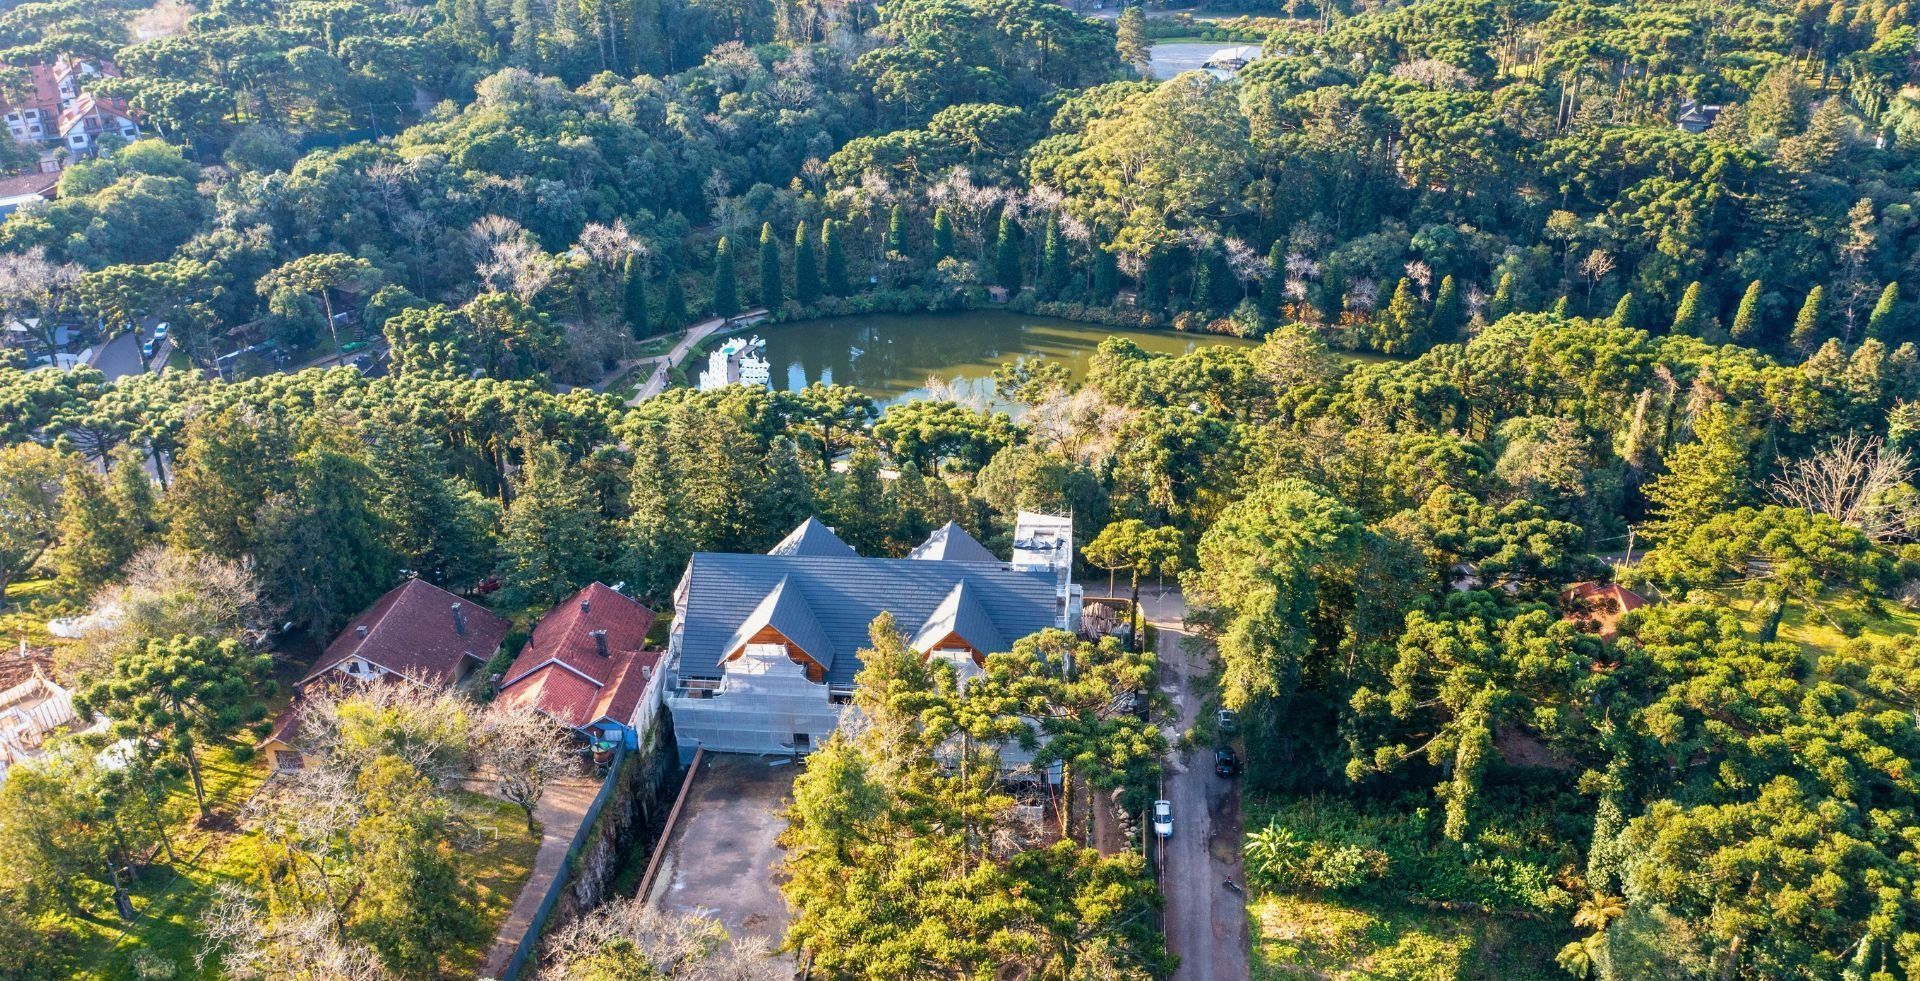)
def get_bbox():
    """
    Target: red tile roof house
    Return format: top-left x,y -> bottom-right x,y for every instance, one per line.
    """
1562,581 -> 1649,641
295,578 -> 511,692
494,583 -> 663,750
267,579 -> 510,773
